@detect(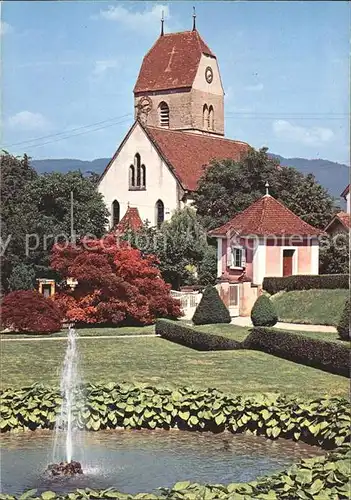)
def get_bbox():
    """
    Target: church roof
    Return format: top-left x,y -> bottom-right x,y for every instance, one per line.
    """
114,206 -> 143,234
144,125 -> 249,191
341,184 -> 350,198
134,30 -> 215,93
208,194 -> 323,237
